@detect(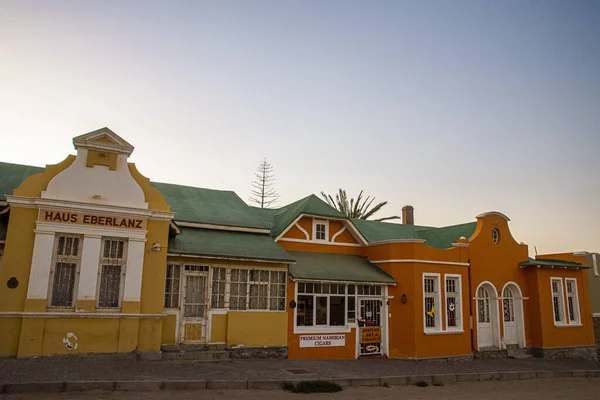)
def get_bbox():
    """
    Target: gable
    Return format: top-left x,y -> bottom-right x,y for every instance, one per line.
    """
279,216 -> 361,246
